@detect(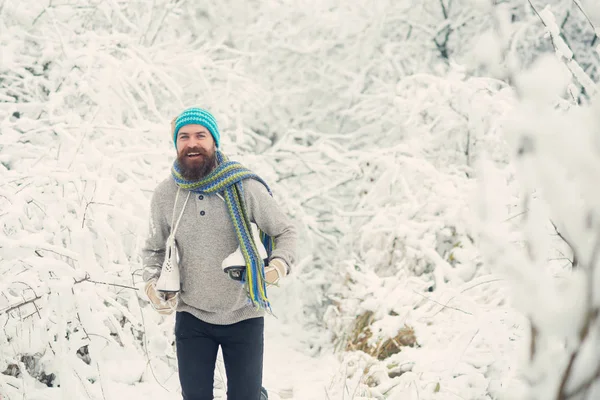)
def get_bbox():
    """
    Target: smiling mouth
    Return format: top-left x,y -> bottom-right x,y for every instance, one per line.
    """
186,152 -> 203,158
